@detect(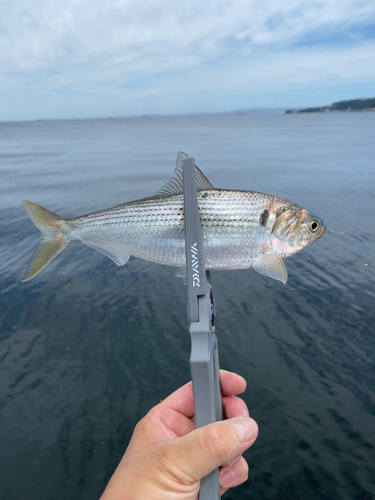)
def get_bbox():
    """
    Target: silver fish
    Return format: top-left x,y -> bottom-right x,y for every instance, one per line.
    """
23,152 -> 326,283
